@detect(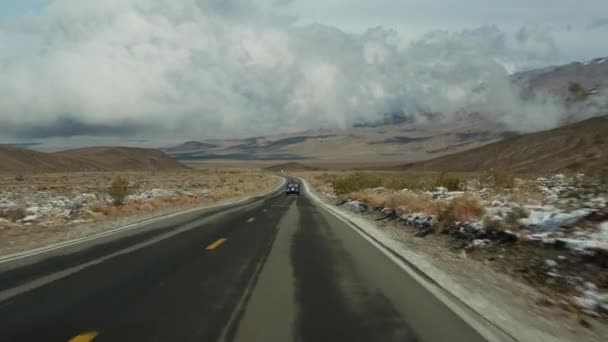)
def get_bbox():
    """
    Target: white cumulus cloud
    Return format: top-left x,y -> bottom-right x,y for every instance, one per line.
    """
0,0 -> 577,140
